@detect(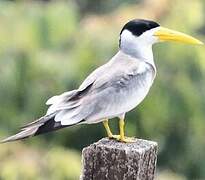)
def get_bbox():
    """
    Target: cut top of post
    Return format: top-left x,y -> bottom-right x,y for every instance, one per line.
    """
81,138 -> 158,180
94,138 -> 157,153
